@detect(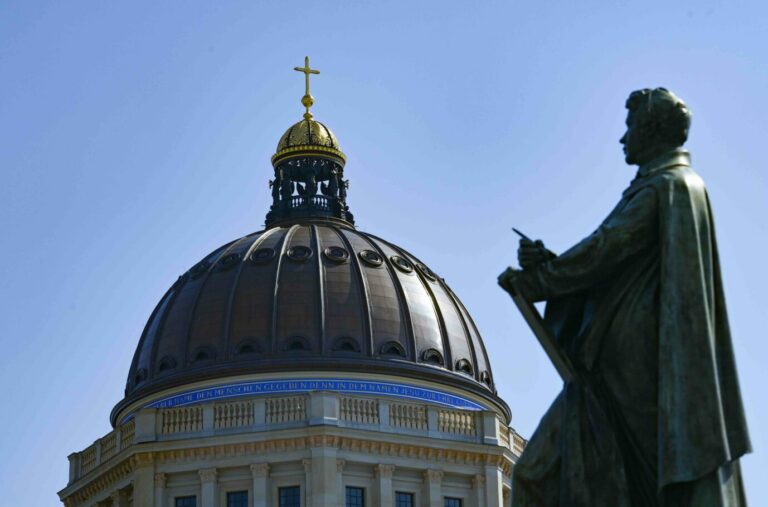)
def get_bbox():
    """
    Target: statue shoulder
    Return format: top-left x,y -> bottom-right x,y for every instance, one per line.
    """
627,166 -> 705,200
